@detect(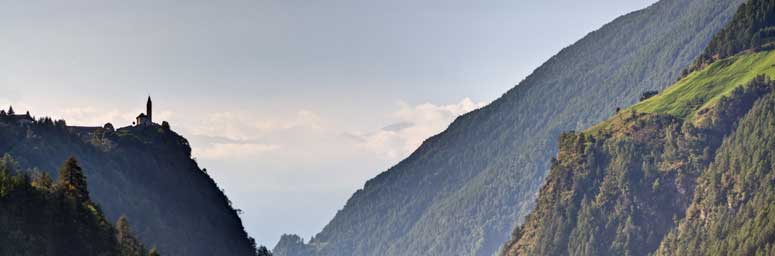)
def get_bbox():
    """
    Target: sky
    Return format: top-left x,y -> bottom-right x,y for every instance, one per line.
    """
0,0 -> 657,247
